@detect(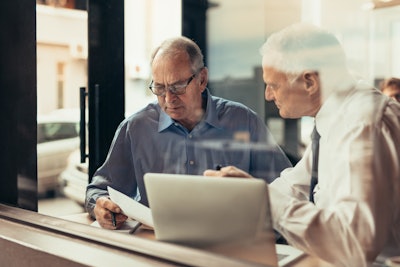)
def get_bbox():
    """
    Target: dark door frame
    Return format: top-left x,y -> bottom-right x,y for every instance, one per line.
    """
0,0 -> 37,211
